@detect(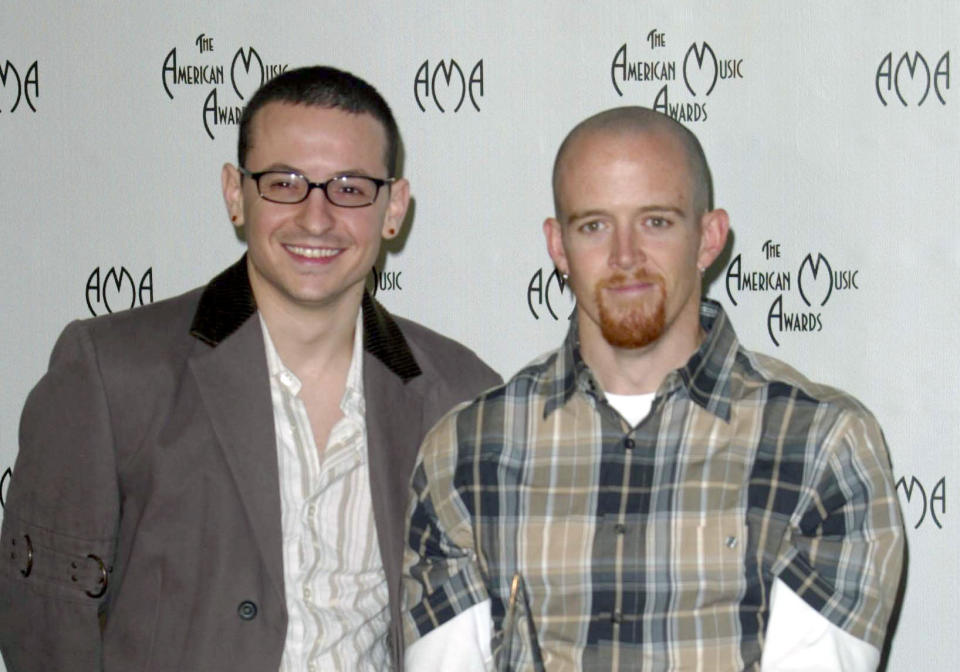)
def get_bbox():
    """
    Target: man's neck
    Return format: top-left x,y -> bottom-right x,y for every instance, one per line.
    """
578,307 -> 703,396
254,287 -> 361,382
